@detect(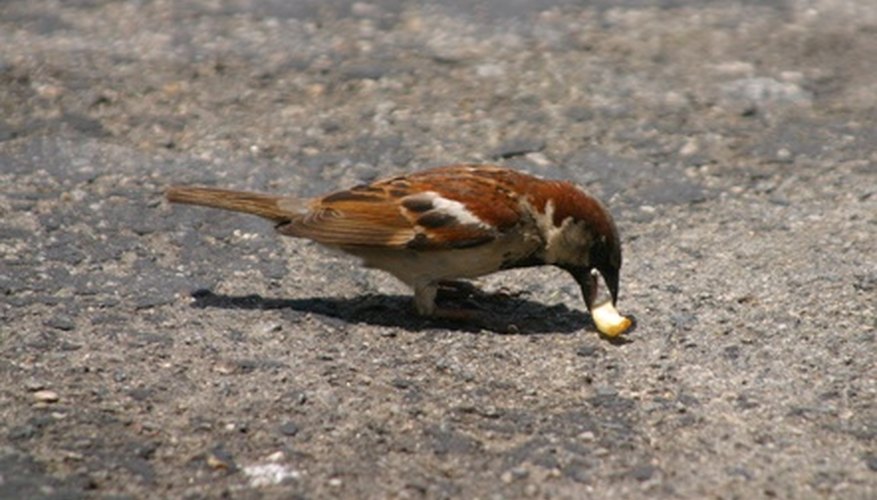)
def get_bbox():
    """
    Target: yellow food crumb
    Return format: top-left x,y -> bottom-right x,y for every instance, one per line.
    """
591,301 -> 632,337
